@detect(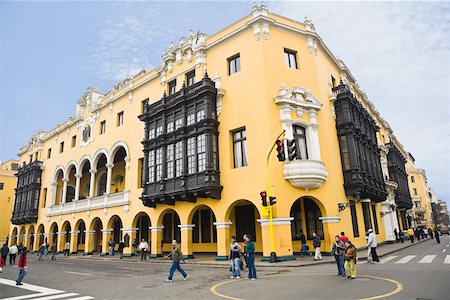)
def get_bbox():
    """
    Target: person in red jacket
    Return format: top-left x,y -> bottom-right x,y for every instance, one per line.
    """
16,247 -> 27,285
0,255 -> 4,273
